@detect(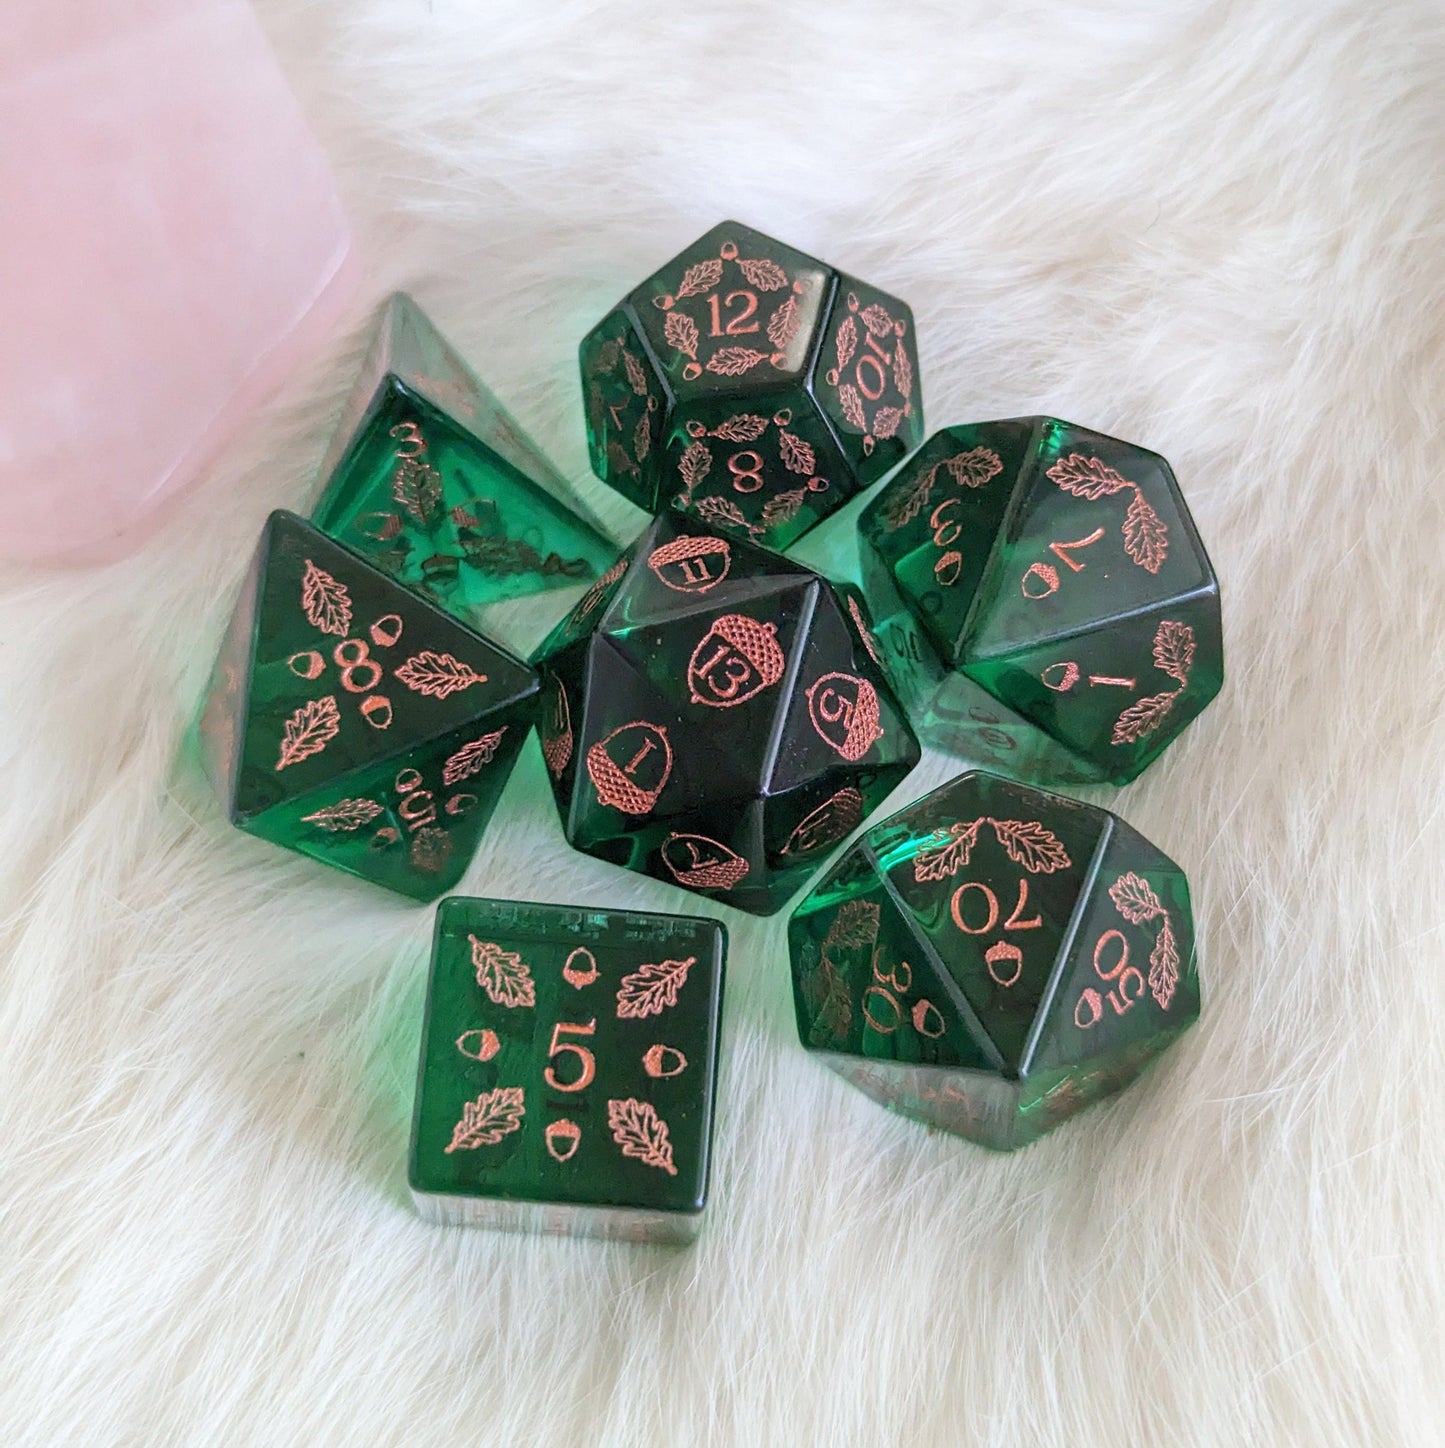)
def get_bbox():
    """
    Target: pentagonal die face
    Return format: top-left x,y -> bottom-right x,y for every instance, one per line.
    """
531,513 -> 921,915
859,419 -> 1223,786
788,770 -> 1200,1150
198,512 -> 540,901
580,221 -> 925,551
410,898 -> 726,1243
